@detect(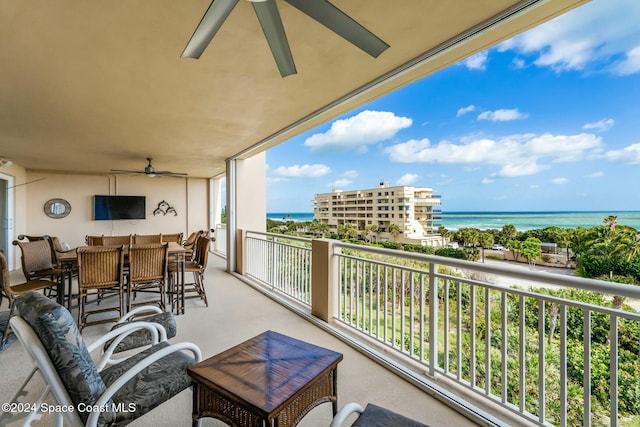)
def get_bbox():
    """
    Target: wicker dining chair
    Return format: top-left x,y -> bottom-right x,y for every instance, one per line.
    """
160,232 -> 183,244
182,230 -> 204,260
76,246 -> 126,330
12,238 -> 65,303
127,243 -> 169,311
133,234 -> 162,244
0,252 -> 55,347
102,234 -> 132,246
85,235 -> 103,246
182,235 -> 210,306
